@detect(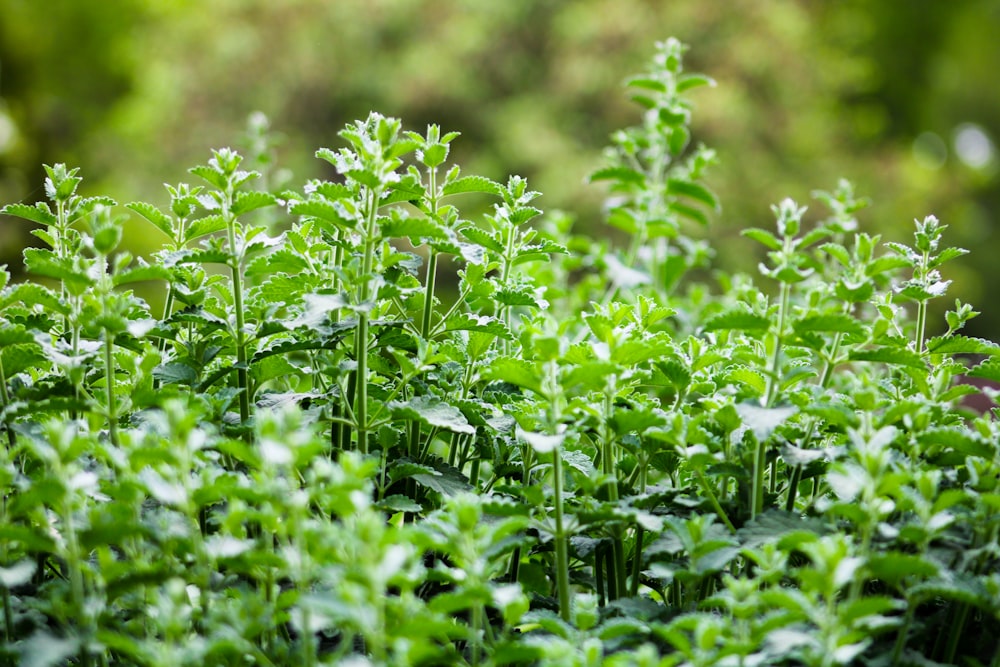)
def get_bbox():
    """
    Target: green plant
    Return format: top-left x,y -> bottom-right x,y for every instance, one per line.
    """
2,38 -> 999,667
